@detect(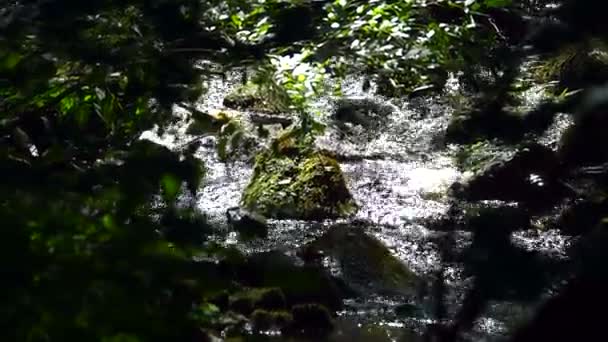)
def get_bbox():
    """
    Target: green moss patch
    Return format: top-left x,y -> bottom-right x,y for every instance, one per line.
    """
241,136 -> 357,220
